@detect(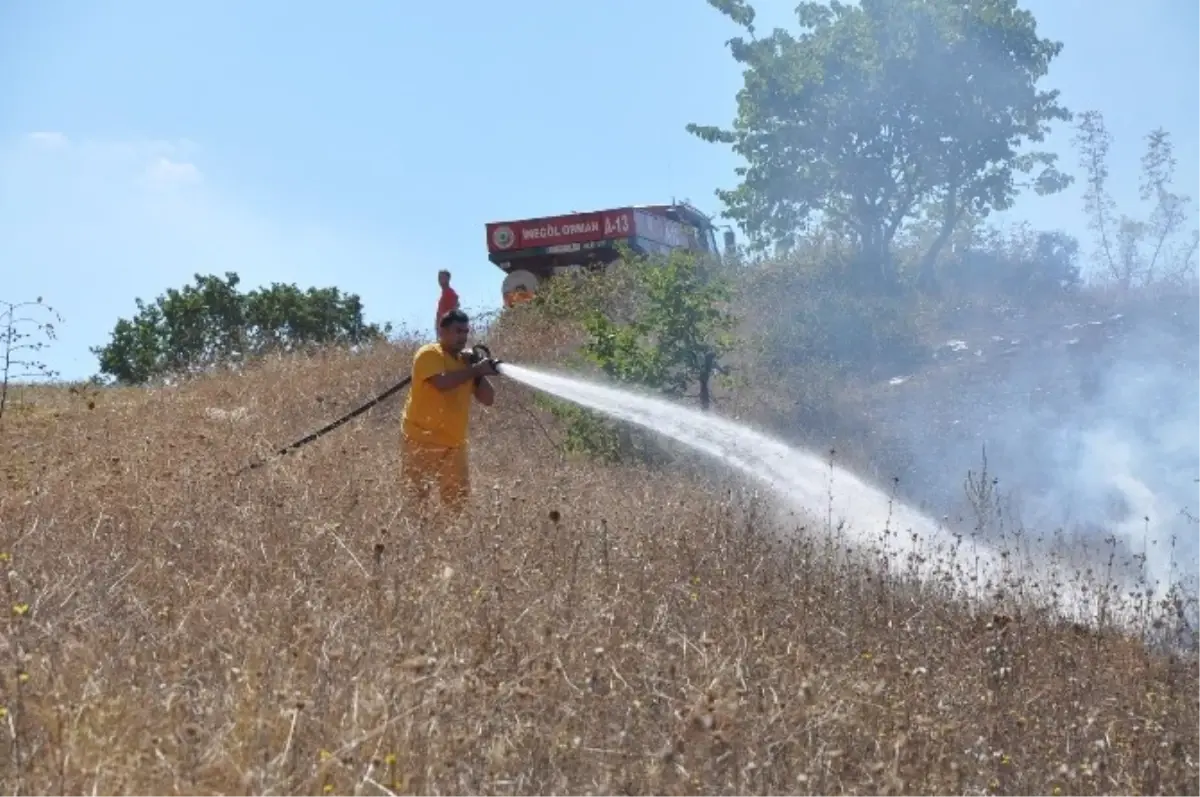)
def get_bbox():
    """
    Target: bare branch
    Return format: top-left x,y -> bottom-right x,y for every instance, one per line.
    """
0,297 -> 64,423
